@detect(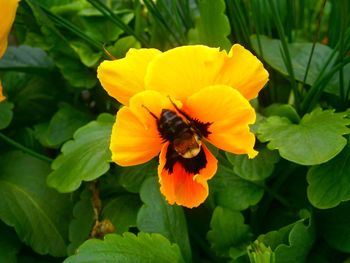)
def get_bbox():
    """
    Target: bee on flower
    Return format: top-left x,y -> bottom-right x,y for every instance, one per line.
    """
97,44 -> 268,208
